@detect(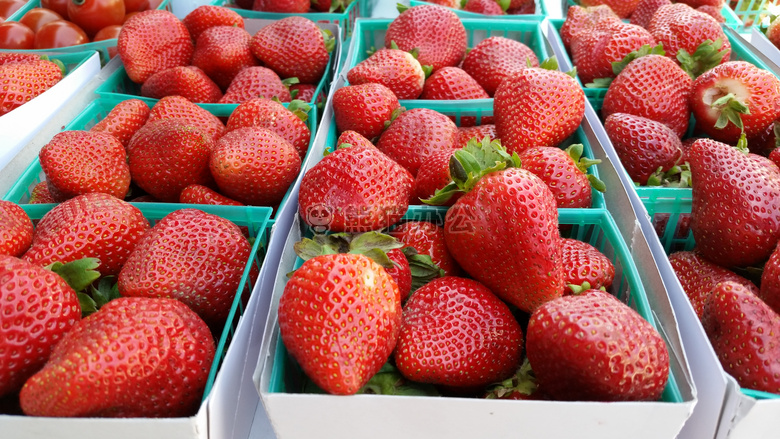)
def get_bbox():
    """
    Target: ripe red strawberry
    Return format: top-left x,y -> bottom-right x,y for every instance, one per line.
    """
679,0 -> 725,7
118,209 -> 251,326
696,5 -> 724,22
767,16 -> 780,48
89,99 -> 150,147
377,108 -> 459,177
128,119 -> 215,202
0,53 -> 43,66
23,193 -> 150,275
310,0 -> 351,12
0,255 -> 80,398
250,16 -> 333,84
602,54 -> 692,138
390,221 -> 461,277
571,21 -> 656,85
414,150 -> 460,206
191,25 -> 259,91
561,238 -> 615,294
527,290 -> 669,400
580,0 -> 642,18
279,253 -> 401,394
420,67 -> 490,126
493,59 -> 585,154
218,66 -> 293,104
0,201 -> 33,257
604,113 -> 684,185
289,83 -> 323,106
669,251 -> 759,318
28,182 -> 55,204
690,61 -> 780,145
423,0 -> 460,7
179,184 -> 244,205
630,0 -> 671,28
347,48 -> 427,100
559,5 -> 621,50
689,138 -> 780,267
225,98 -> 311,159
118,10 -> 194,84
336,130 -> 375,149
772,148 -> 780,169
462,0 -> 505,14
39,130 -> 131,202
461,36 -> 539,96
140,65 -> 223,103
520,144 -> 604,208
210,127 -> 301,206
20,297 -> 215,417
182,5 -> 244,42
147,95 -> 226,141
298,144 -> 413,233
0,58 -> 62,116
702,281 -> 780,394
253,0 -> 308,11
395,276 -> 523,389
332,83 -> 401,140
456,124 -> 498,148
385,4 -> 467,73
761,245 -> 780,315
